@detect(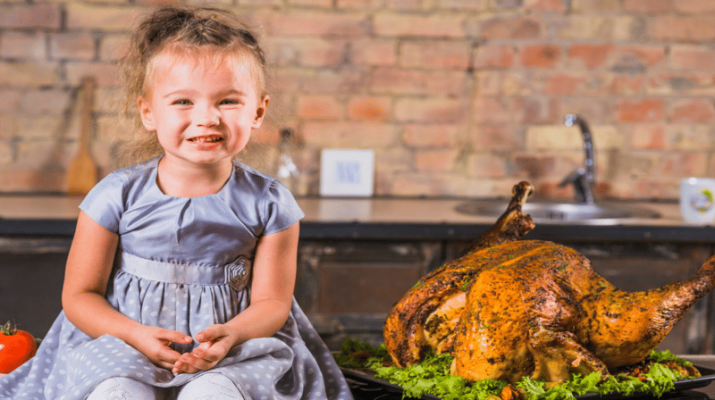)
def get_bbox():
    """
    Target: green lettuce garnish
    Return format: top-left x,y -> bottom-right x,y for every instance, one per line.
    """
335,340 -> 699,400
